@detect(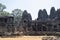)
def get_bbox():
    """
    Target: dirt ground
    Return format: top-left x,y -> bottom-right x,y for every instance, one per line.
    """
0,36 -> 59,40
